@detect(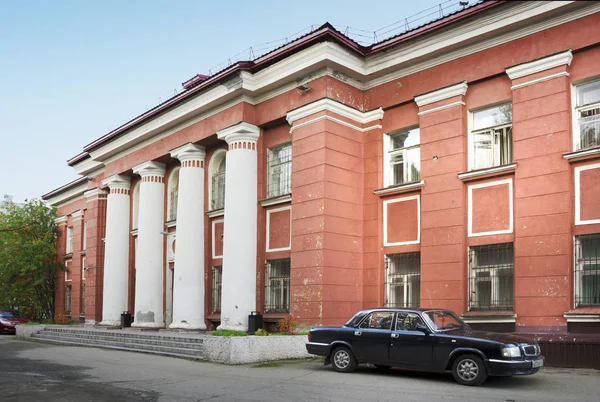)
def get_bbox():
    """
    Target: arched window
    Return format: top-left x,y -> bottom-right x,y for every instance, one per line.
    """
167,167 -> 180,221
132,182 -> 141,230
208,150 -> 226,211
